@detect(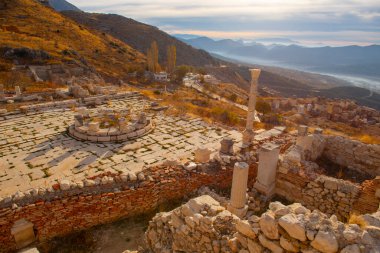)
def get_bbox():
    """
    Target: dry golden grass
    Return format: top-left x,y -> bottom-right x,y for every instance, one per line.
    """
323,128 -> 380,145
0,0 -> 145,78
139,86 -> 250,128
356,134 -> 380,145
348,213 -> 367,229
308,117 -> 380,144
